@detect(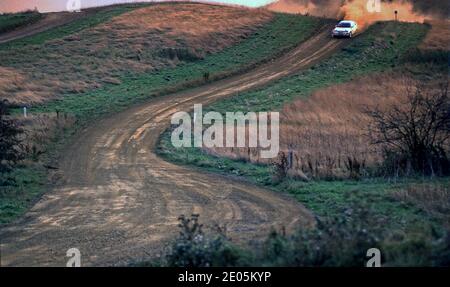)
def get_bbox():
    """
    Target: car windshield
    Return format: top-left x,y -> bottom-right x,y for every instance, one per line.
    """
337,22 -> 352,28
